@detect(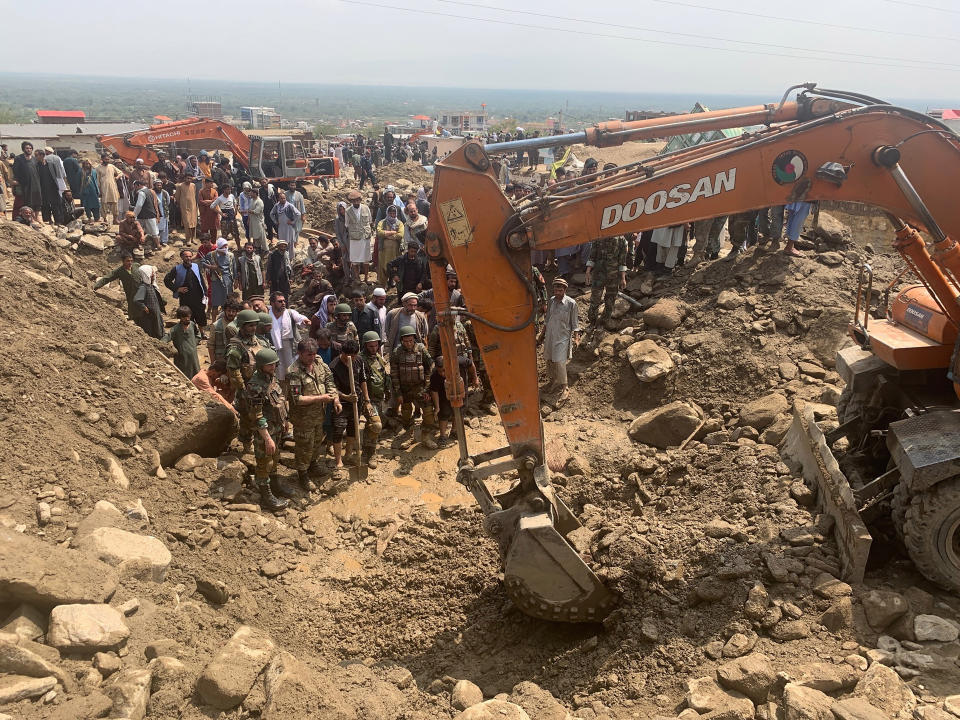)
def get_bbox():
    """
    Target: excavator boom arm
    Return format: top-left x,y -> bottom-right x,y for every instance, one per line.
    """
98,118 -> 253,168
425,91 -> 960,622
